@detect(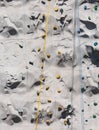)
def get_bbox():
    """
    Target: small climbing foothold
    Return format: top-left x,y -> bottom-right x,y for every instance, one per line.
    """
94,42 -> 98,46
94,5 -> 98,11
46,86 -> 50,91
58,51 -> 62,55
64,120 -> 67,126
53,26 -> 58,30
58,105 -> 62,111
47,54 -> 51,58
42,34 -> 46,39
47,112 -> 53,118
93,115 -> 96,118
88,16 -> 91,20
54,6 -> 59,12
84,5 -> 87,10
46,119 -> 51,125
93,102 -> 98,106
56,74 -> 61,79
57,90 -> 61,93
37,48 -> 41,52
48,99 -> 51,103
